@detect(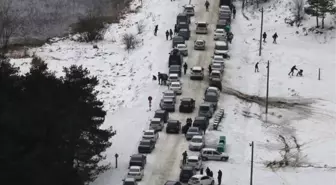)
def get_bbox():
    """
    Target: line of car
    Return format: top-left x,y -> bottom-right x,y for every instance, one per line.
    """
123,3 -> 233,185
